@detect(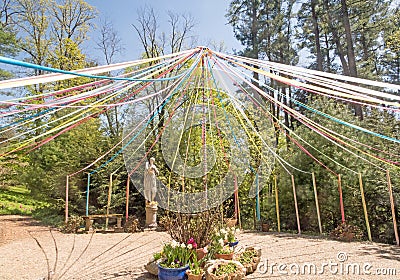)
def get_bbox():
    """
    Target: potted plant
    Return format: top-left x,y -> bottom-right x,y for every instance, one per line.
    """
226,227 -> 239,247
209,228 -> 235,260
205,259 -> 245,280
260,218 -> 270,232
156,239 -> 195,280
215,246 -> 234,260
235,247 -> 261,275
186,255 -> 204,280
